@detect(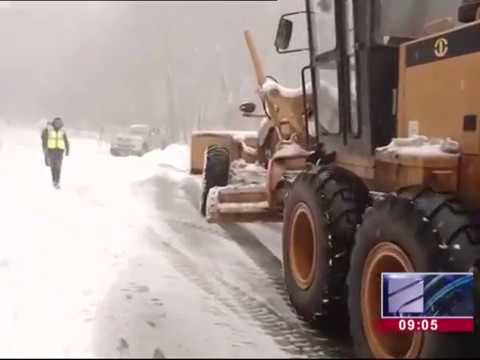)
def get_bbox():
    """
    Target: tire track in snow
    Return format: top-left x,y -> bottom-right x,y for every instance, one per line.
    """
161,219 -> 325,331
217,223 -> 351,339
161,218 -> 291,309
152,238 -> 246,322
148,170 -> 350,356
165,219 -> 294,311
215,276 -> 350,358
150,227 -> 349,358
